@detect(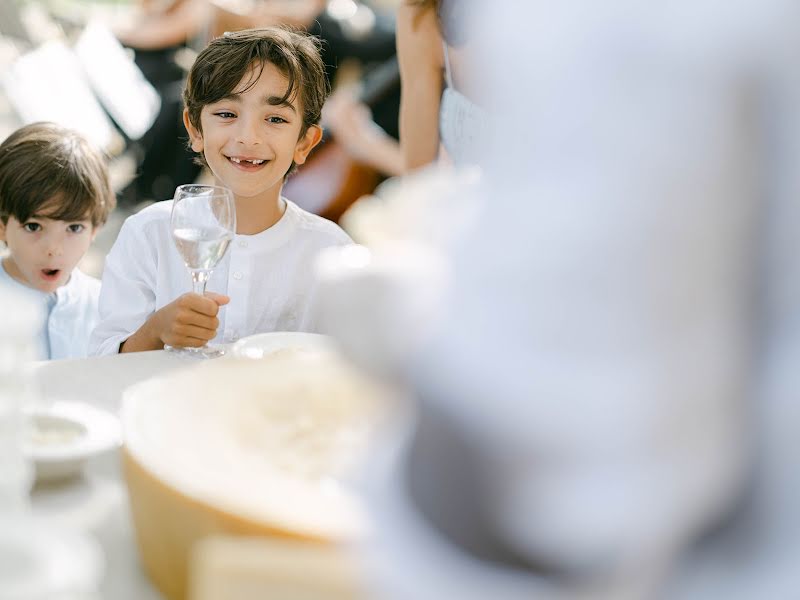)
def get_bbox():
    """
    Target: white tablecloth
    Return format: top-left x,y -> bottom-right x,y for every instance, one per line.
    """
28,350 -> 204,600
